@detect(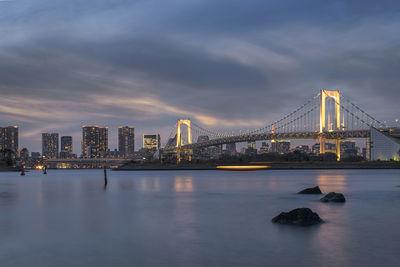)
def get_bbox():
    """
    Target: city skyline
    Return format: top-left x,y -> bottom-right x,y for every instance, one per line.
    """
1,1 -> 400,152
